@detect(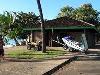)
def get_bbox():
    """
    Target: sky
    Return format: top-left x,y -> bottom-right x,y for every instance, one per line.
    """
0,0 -> 100,20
